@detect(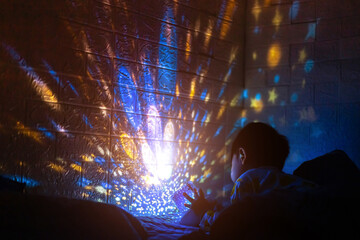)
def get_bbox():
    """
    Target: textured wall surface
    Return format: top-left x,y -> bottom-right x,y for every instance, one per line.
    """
1,0 -> 359,219
0,0 -> 245,217
243,0 -> 360,172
